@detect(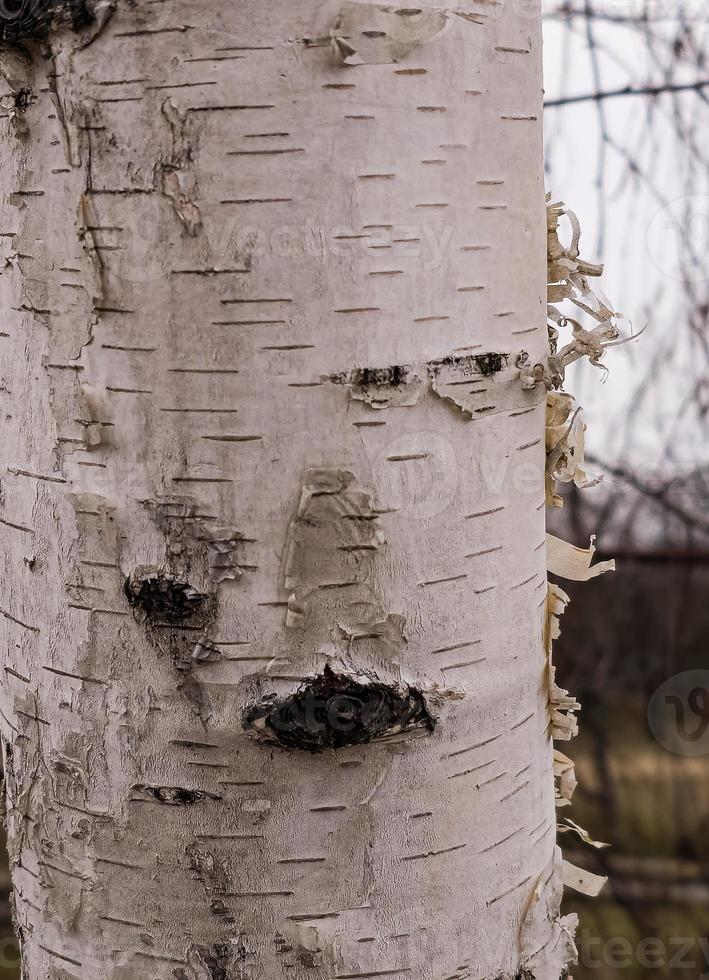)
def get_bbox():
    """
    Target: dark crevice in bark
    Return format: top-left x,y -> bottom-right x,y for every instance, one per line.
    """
124,574 -> 210,625
0,0 -> 94,43
134,785 -> 222,806
328,363 -> 416,405
243,665 -> 435,752
348,364 -> 412,388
